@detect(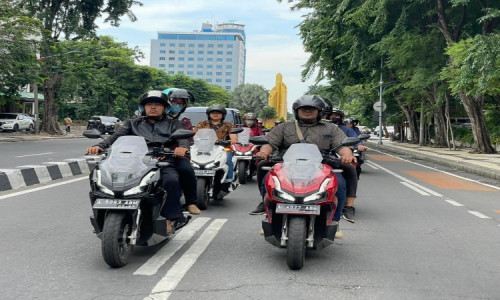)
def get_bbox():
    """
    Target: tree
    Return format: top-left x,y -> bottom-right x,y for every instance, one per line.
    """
259,106 -> 277,124
0,1 -> 40,105
230,83 -> 269,115
22,0 -> 141,134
